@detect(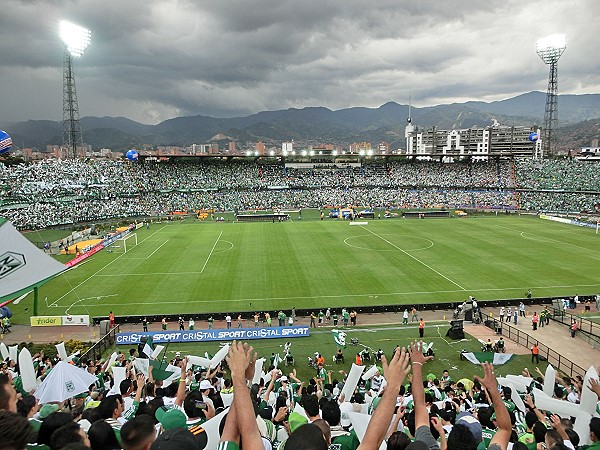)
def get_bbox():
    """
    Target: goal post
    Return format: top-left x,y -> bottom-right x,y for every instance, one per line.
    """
115,233 -> 138,253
